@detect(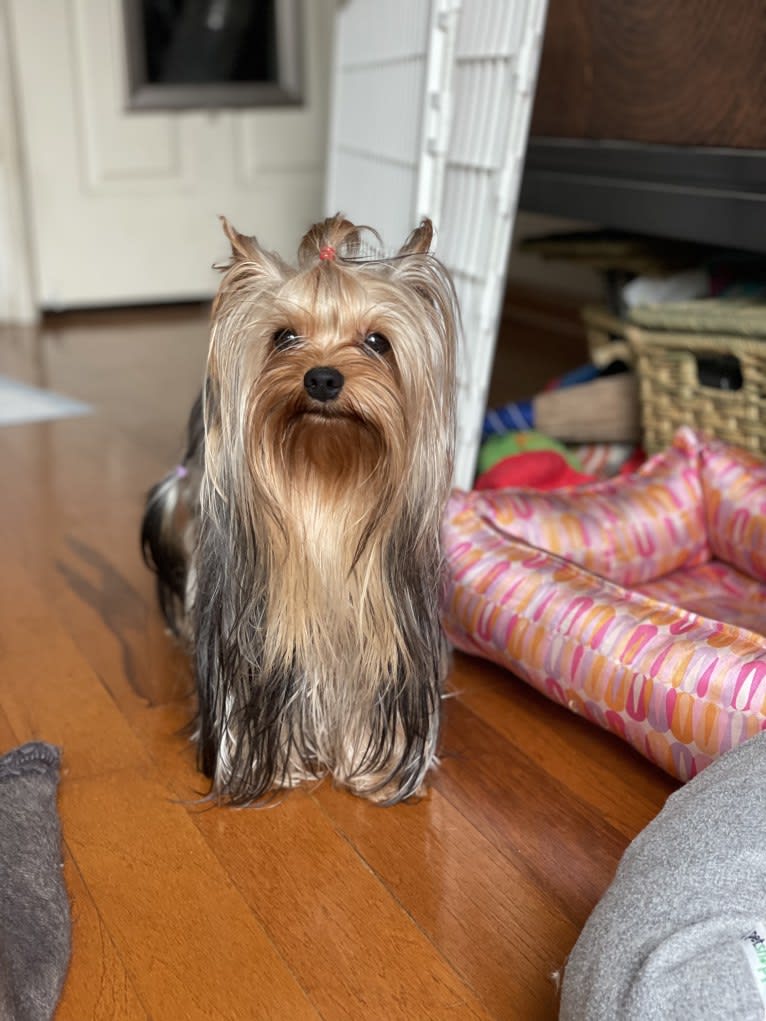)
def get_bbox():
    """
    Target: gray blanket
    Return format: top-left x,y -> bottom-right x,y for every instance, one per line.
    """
560,730 -> 766,1020
0,743 -> 70,1021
